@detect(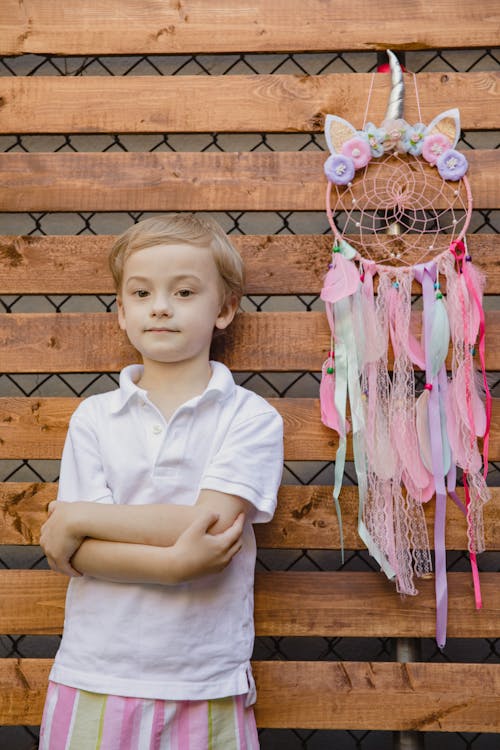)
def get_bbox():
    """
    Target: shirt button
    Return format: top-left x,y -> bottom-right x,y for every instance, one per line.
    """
152,424 -> 163,435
